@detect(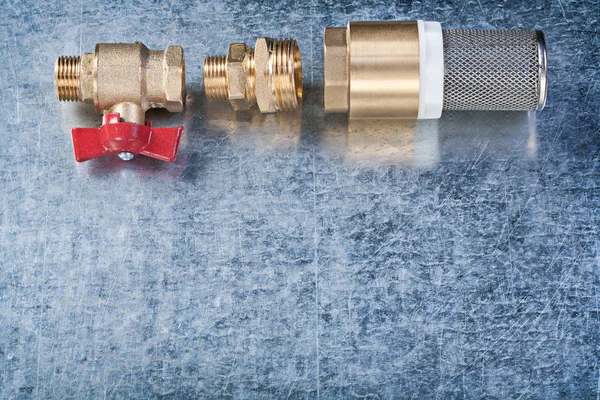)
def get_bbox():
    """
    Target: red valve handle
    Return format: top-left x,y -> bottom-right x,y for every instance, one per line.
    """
71,113 -> 184,162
